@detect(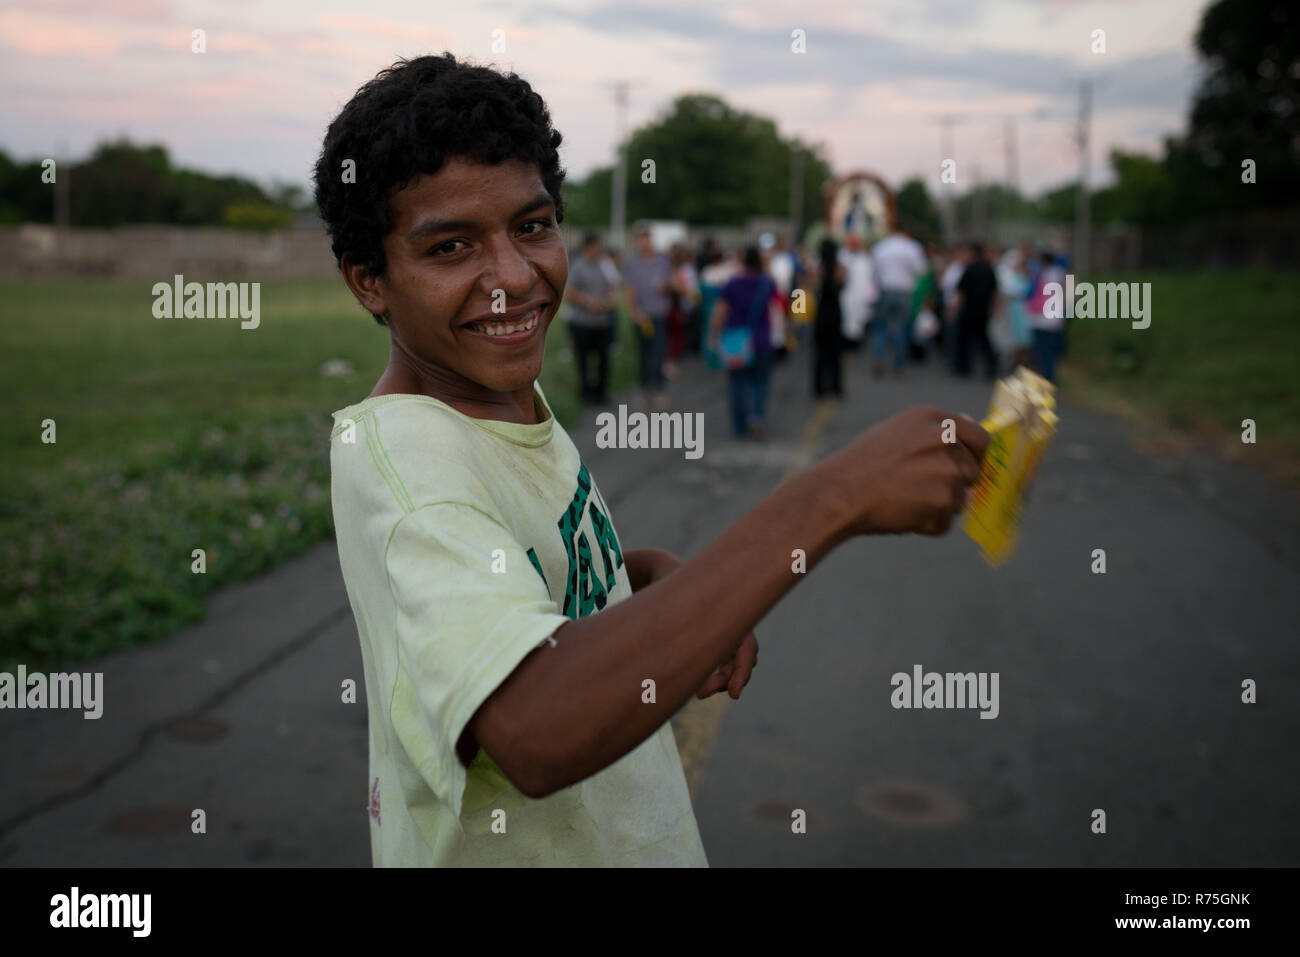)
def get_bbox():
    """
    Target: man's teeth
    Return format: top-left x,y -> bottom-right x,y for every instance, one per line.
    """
470,311 -> 539,336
